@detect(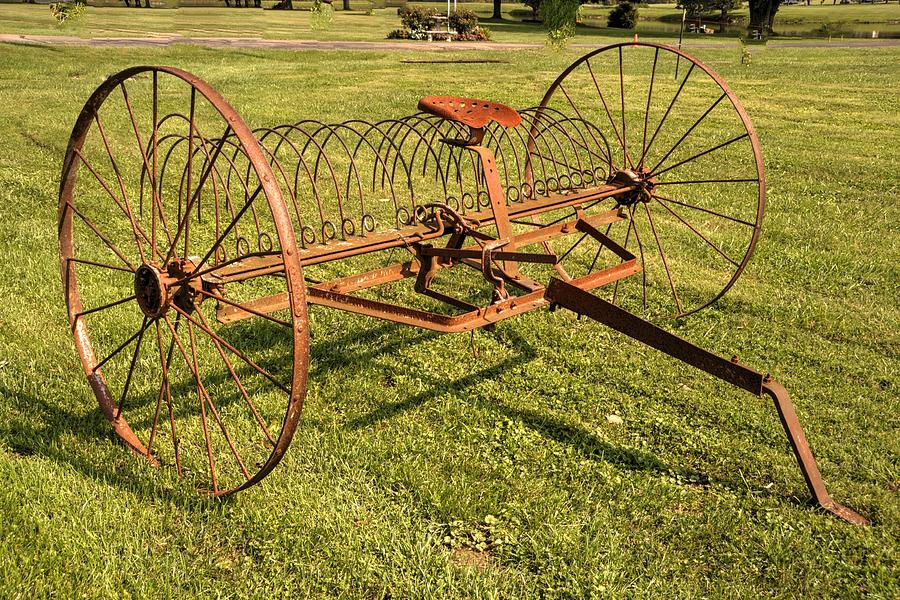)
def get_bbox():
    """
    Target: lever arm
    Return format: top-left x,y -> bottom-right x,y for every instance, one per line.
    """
544,278 -> 868,526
